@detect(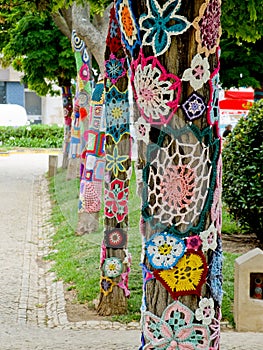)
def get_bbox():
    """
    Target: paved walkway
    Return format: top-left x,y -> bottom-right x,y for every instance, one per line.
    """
0,151 -> 262,349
